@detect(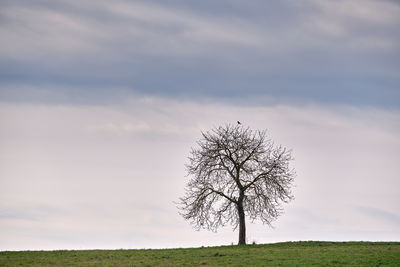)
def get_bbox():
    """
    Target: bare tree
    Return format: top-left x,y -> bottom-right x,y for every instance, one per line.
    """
178,124 -> 295,245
